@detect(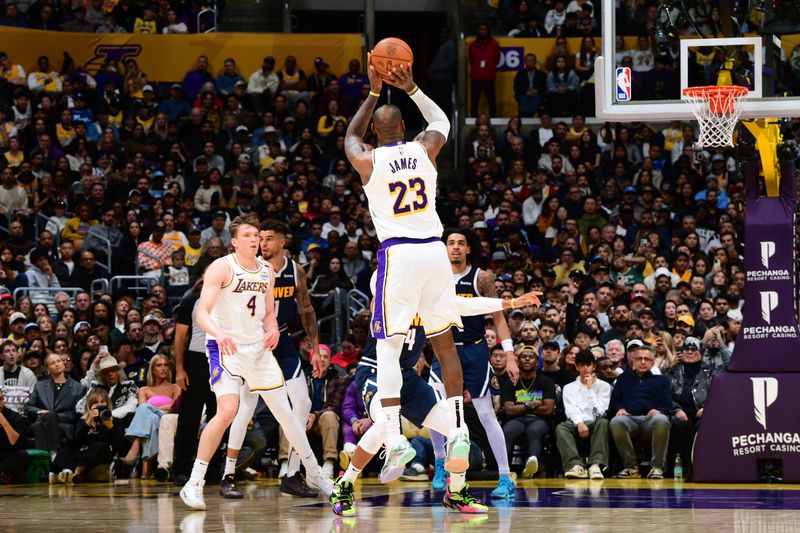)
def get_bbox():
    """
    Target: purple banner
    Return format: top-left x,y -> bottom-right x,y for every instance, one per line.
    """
694,373 -> 800,482
729,161 -> 800,372
694,160 -> 800,482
